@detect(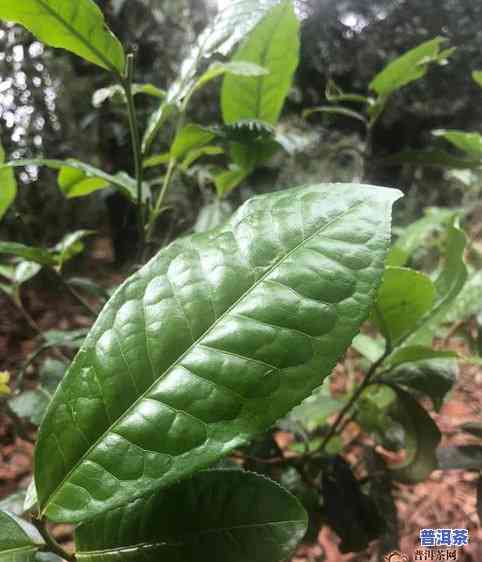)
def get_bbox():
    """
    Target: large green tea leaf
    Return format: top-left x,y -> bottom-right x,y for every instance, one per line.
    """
0,0 -> 124,73
222,1 -> 300,125
35,183 -> 401,523
0,510 -> 43,562
75,469 -> 307,562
